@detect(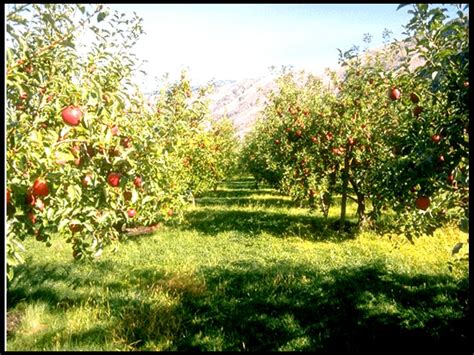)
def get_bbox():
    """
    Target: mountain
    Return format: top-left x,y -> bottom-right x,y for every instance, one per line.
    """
207,40 -> 427,140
